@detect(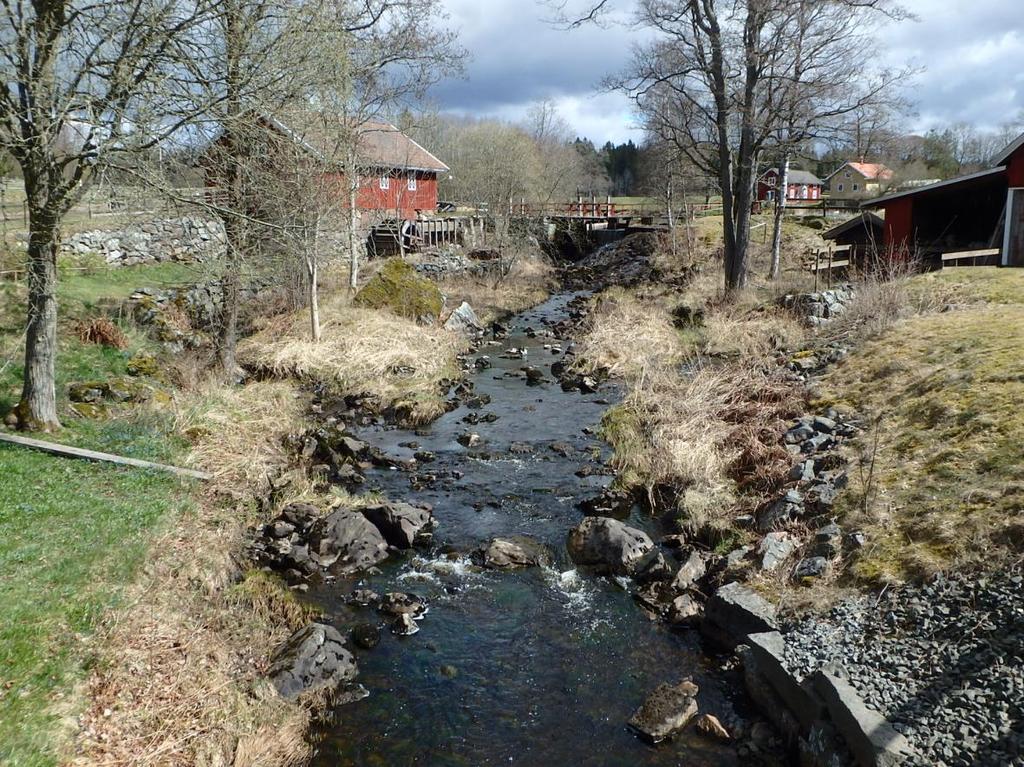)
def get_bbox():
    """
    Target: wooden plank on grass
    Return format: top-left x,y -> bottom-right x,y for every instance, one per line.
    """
940,248 -> 1000,262
0,432 -> 212,480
